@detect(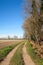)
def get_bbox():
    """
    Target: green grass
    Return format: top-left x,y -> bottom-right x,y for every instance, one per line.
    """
9,43 -> 24,65
26,41 -> 43,65
0,43 -> 19,61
